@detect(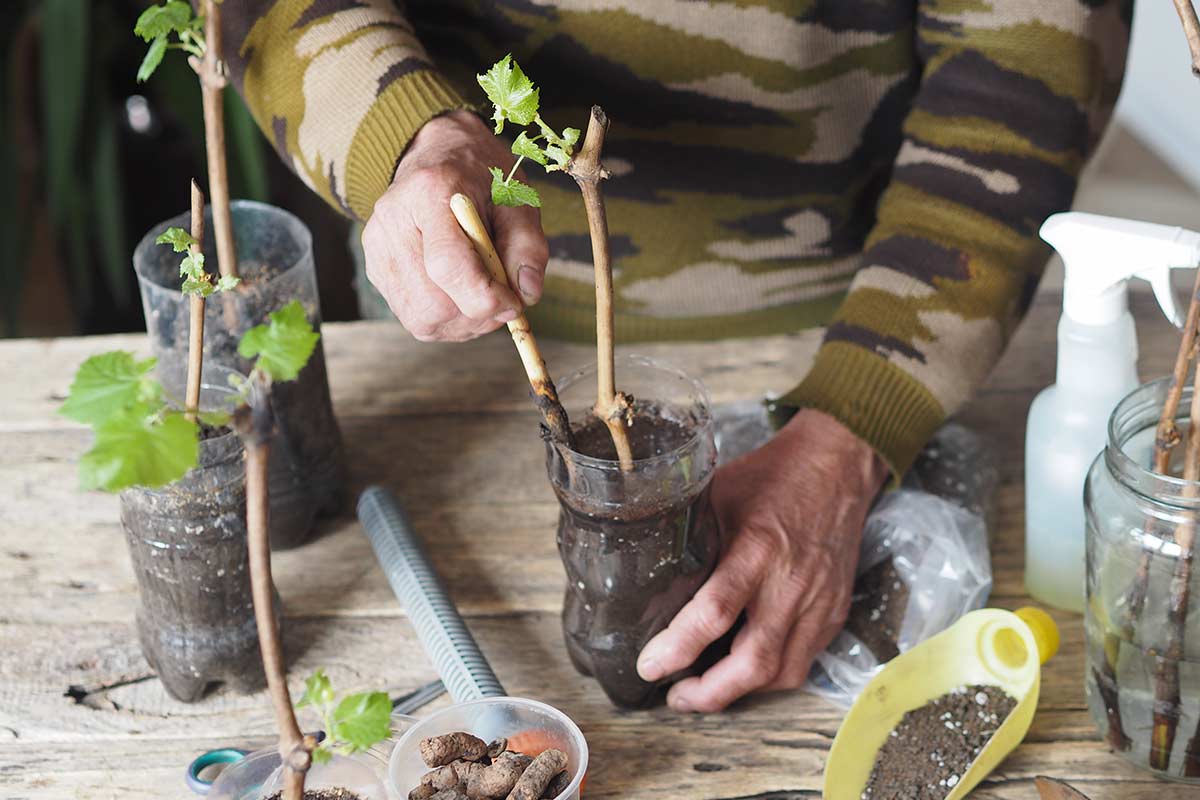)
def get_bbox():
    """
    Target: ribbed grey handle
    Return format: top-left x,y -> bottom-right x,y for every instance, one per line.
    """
357,486 -> 506,702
